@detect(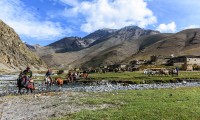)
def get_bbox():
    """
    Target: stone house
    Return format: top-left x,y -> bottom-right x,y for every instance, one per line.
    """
130,60 -> 147,65
168,55 -> 200,70
107,64 -> 128,71
150,55 -> 171,65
